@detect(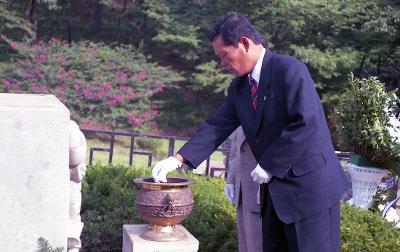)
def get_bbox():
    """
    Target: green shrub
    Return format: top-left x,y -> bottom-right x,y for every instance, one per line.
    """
81,164 -> 237,251
182,173 -> 237,252
340,203 -> 400,251
81,165 -> 400,251
81,164 -> 150,251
